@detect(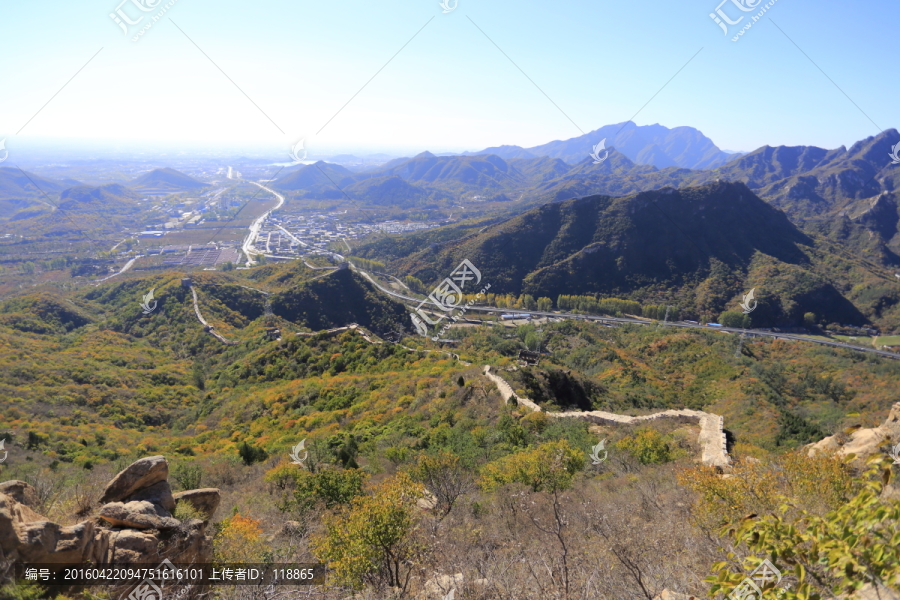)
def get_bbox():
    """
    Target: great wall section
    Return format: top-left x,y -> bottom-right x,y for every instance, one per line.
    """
483,366 -> 732,470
